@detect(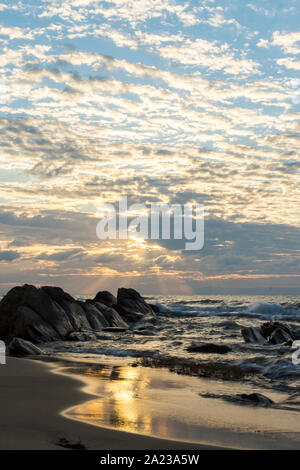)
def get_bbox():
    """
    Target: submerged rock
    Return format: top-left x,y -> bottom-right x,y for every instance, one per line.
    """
116,288 -> 156,323
200,391 -> 274,407
261,321 -> 295,341
242,322 -> 296,346
8,337 -> 43,356
187,342 -> 232,354
269,328 -> 293,346
236,393 -> 274,407
241,327 -> 267,345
